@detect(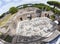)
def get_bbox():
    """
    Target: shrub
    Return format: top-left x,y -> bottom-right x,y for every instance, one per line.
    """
50,15 -> 55,21
0,13 -> 5,18
9,7 -> 18,14
4,35 -> 13,42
